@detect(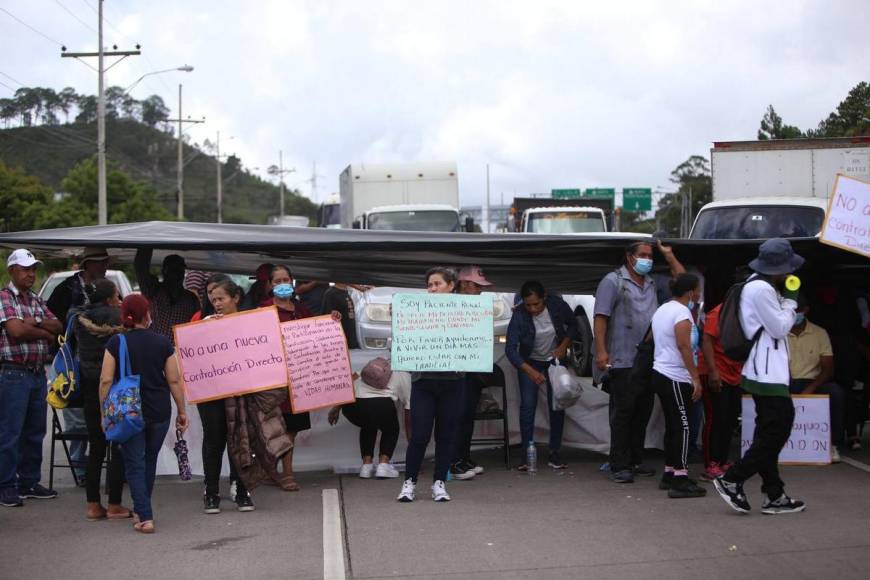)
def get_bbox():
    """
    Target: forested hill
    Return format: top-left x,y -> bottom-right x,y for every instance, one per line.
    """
0,118 -> 316,225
